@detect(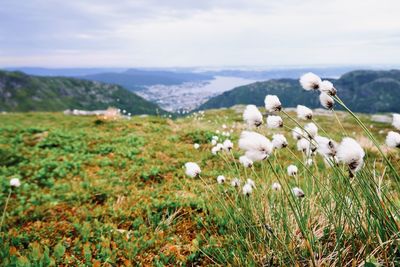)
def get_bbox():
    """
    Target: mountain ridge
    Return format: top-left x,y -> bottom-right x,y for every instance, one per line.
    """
0,70 -> 165,114
198,69 -> 400,113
